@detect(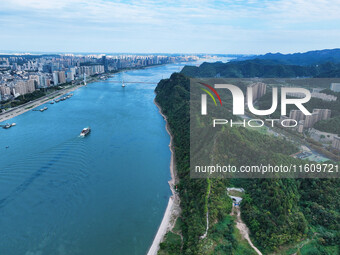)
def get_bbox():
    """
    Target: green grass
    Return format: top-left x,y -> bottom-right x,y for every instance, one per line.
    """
172,217 -> 183,234
228,190 -> 244,198
272,239 -> 339,255
300,240 -> 321,255
158,232 -> 182,255
244,122 -> 268,135
300,240 -> 339,255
